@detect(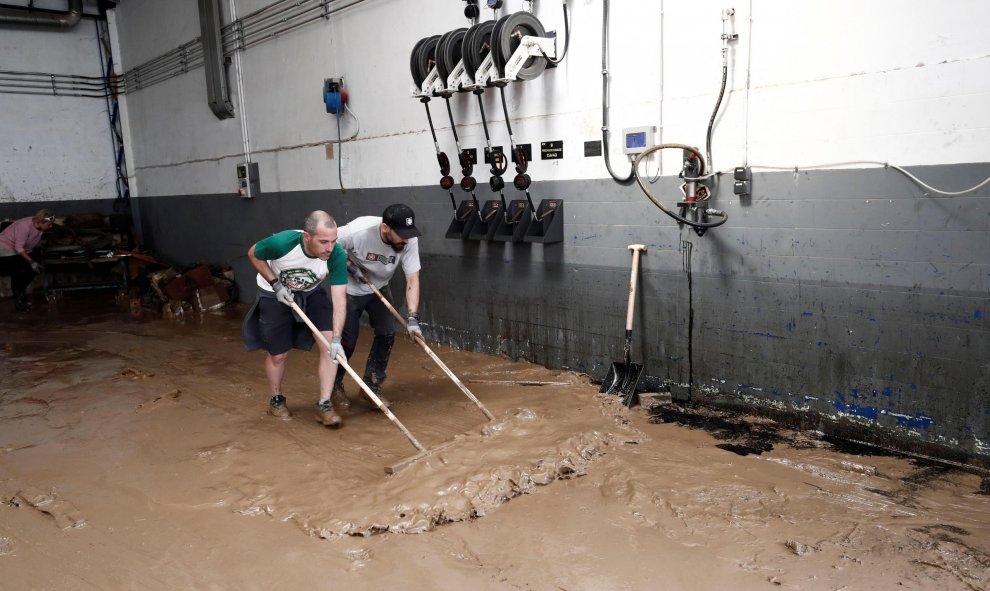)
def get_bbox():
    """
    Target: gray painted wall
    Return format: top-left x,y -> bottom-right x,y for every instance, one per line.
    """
129,162 -> 990,462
